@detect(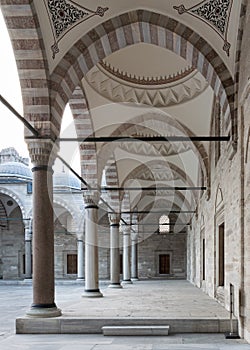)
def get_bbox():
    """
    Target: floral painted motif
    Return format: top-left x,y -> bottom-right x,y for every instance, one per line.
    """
48,0 -> 89,38
174,0 -> 233,56
191,0 -> 230,35
45,0 -> 109,58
